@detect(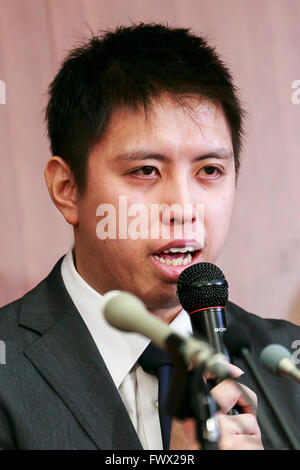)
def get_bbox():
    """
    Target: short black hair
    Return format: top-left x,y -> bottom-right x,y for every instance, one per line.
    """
45,22 -> 245,193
